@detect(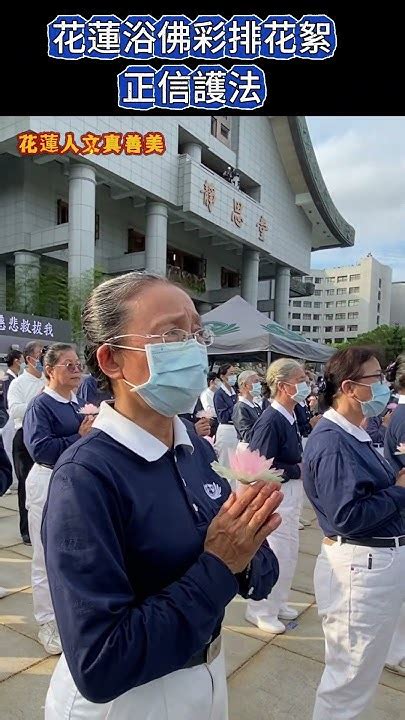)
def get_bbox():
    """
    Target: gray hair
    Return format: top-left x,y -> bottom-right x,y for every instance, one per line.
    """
237,370 -> 257,389
43,343 -> 75,380
23,340 -> 45,363
266,358 -> 304,398
82,271 -> 169,391
394,354 -> 405,392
